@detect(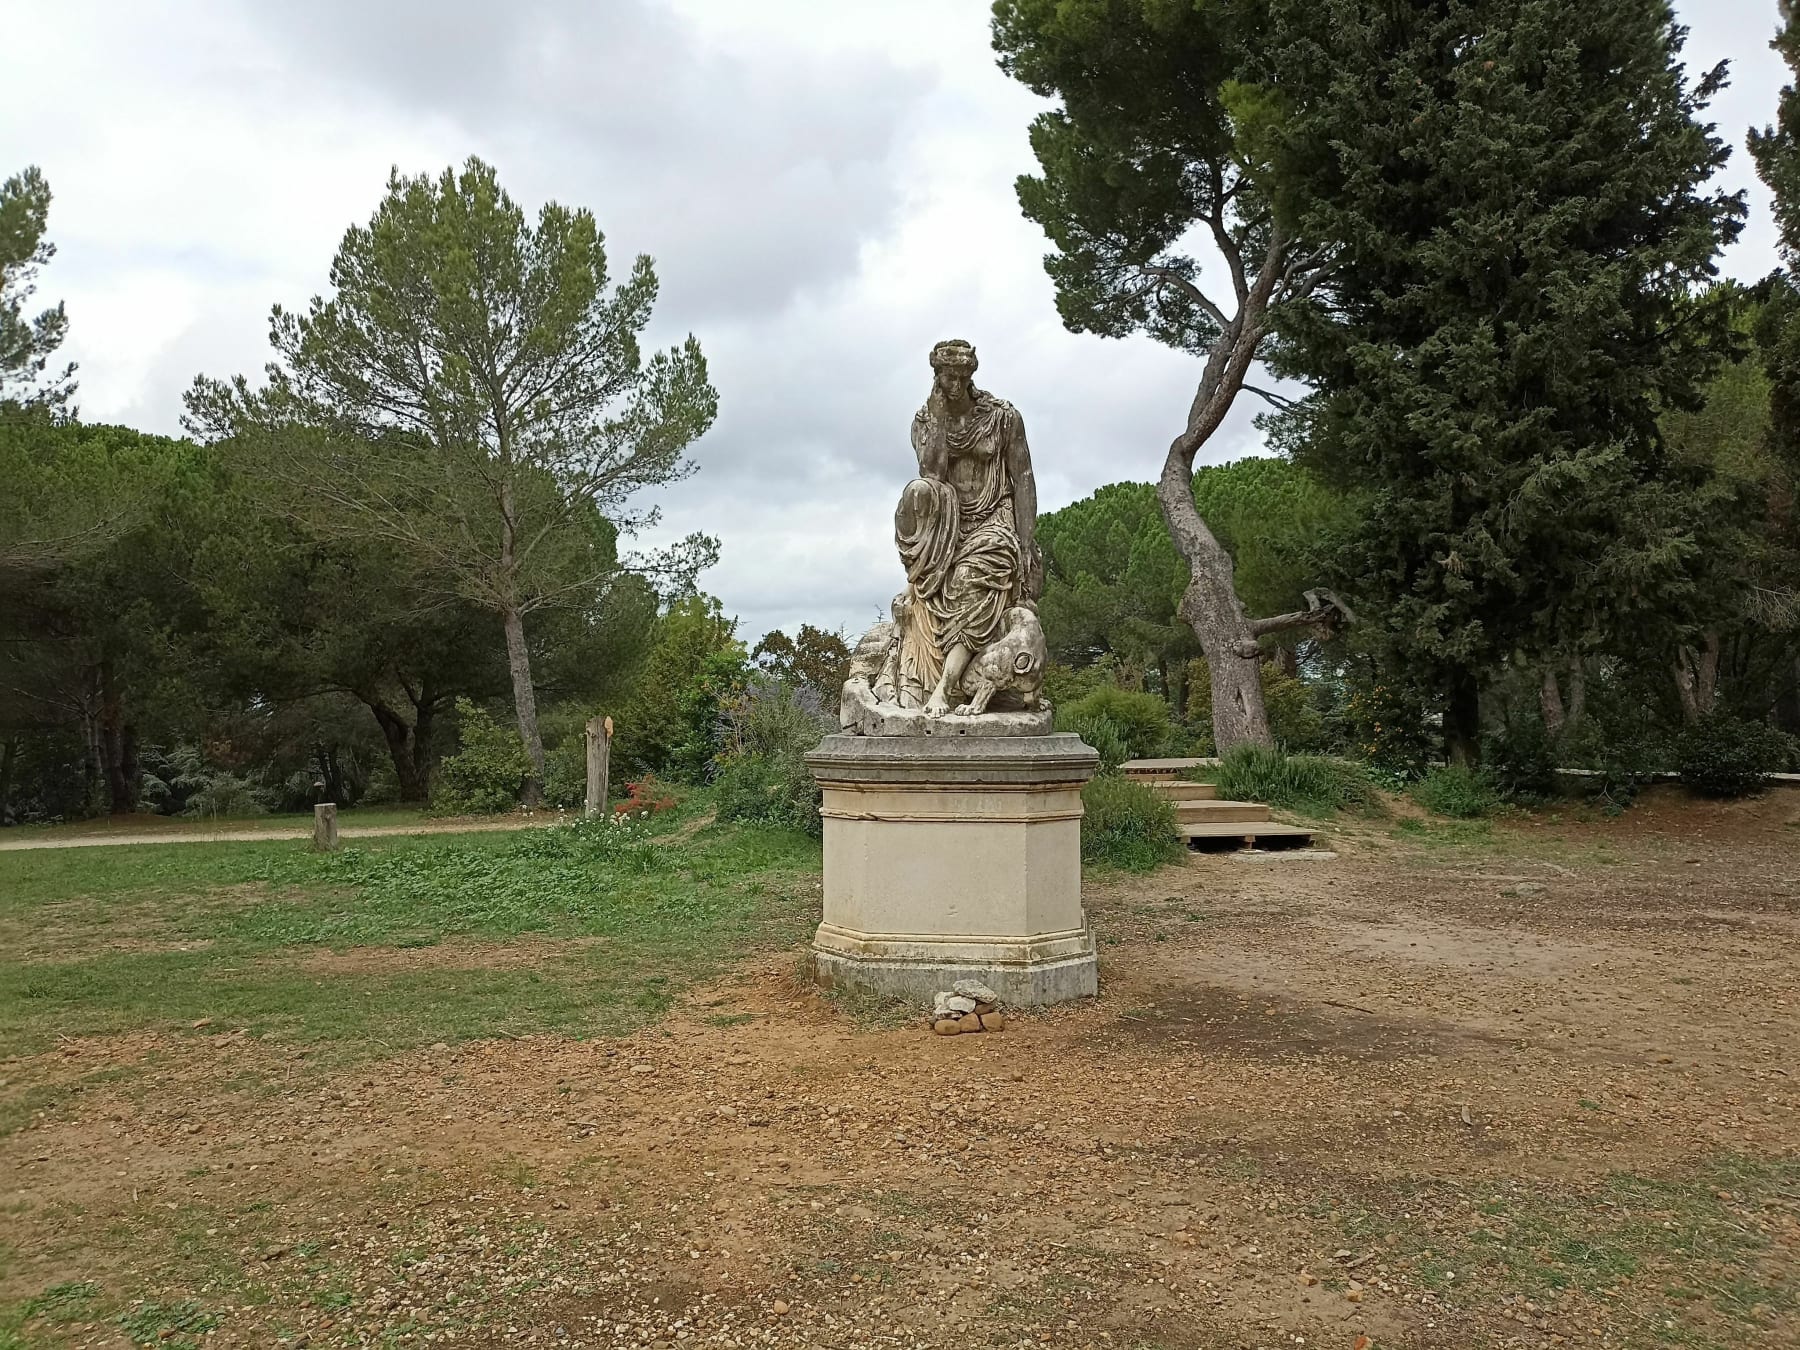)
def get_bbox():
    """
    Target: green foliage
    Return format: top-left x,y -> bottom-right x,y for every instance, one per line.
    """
1036,481 -> 1194,678
714,677 -> 832,836
1215,745 -> 1374,816
1482,717 -> 1560,805
1334,658 -> 1436,780
0,165 -> 74,412
541,734 -> 589,811
1041,659 -> 1116,710
1035,465 -> 1350,710
1752,3 -> 1800,269
1676,715 -> 1795,799
1187,659 -> 1325,754
1063,713 -> 1131,773
750,624 -> 851,697
1056,687 -> 1171,761
432,699 -> 530,814
617,595 -> 746,780
1411,766 -> 1503,820
1270,0 -> 1745,752
1079,773 -> 1183,871
185,156 -> 721,780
